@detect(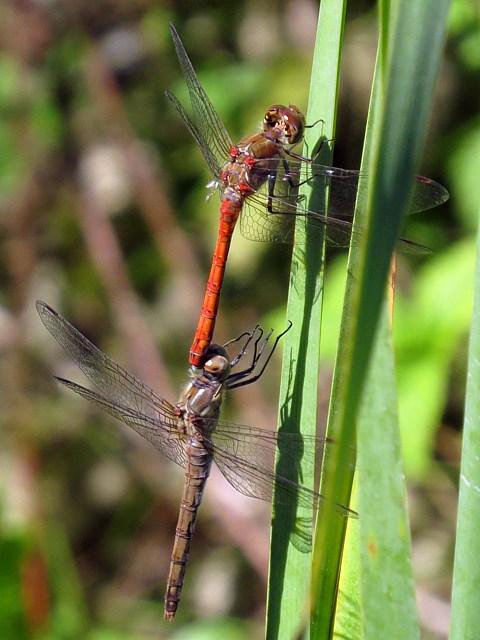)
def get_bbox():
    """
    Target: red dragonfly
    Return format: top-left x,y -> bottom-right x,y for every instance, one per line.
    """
166,24 -> 449,367
36,301 -> 355,620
